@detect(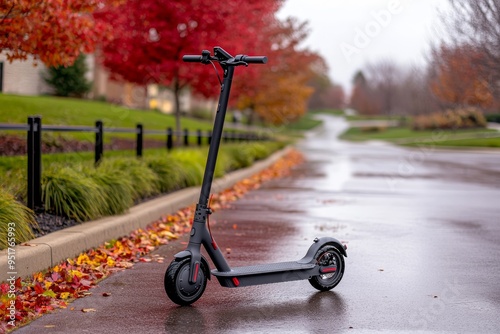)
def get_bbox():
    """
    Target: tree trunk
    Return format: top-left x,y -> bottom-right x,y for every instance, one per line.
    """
173,79 -> 181,146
